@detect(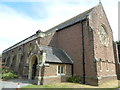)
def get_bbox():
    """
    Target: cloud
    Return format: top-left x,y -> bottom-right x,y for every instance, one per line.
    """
0,1 -> 118,53
103,4 -> 118,41
0,2 -> 94,53
39,1 -> 95,30
0,4 -> 44,53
